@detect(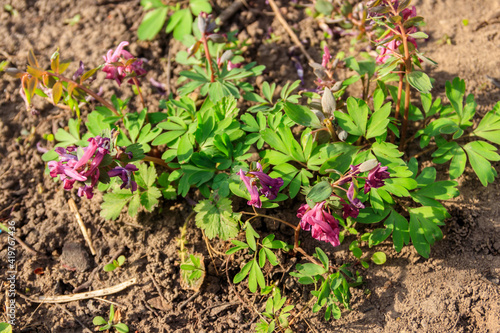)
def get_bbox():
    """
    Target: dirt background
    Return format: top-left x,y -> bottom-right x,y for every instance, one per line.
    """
0,0 -> 500,332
